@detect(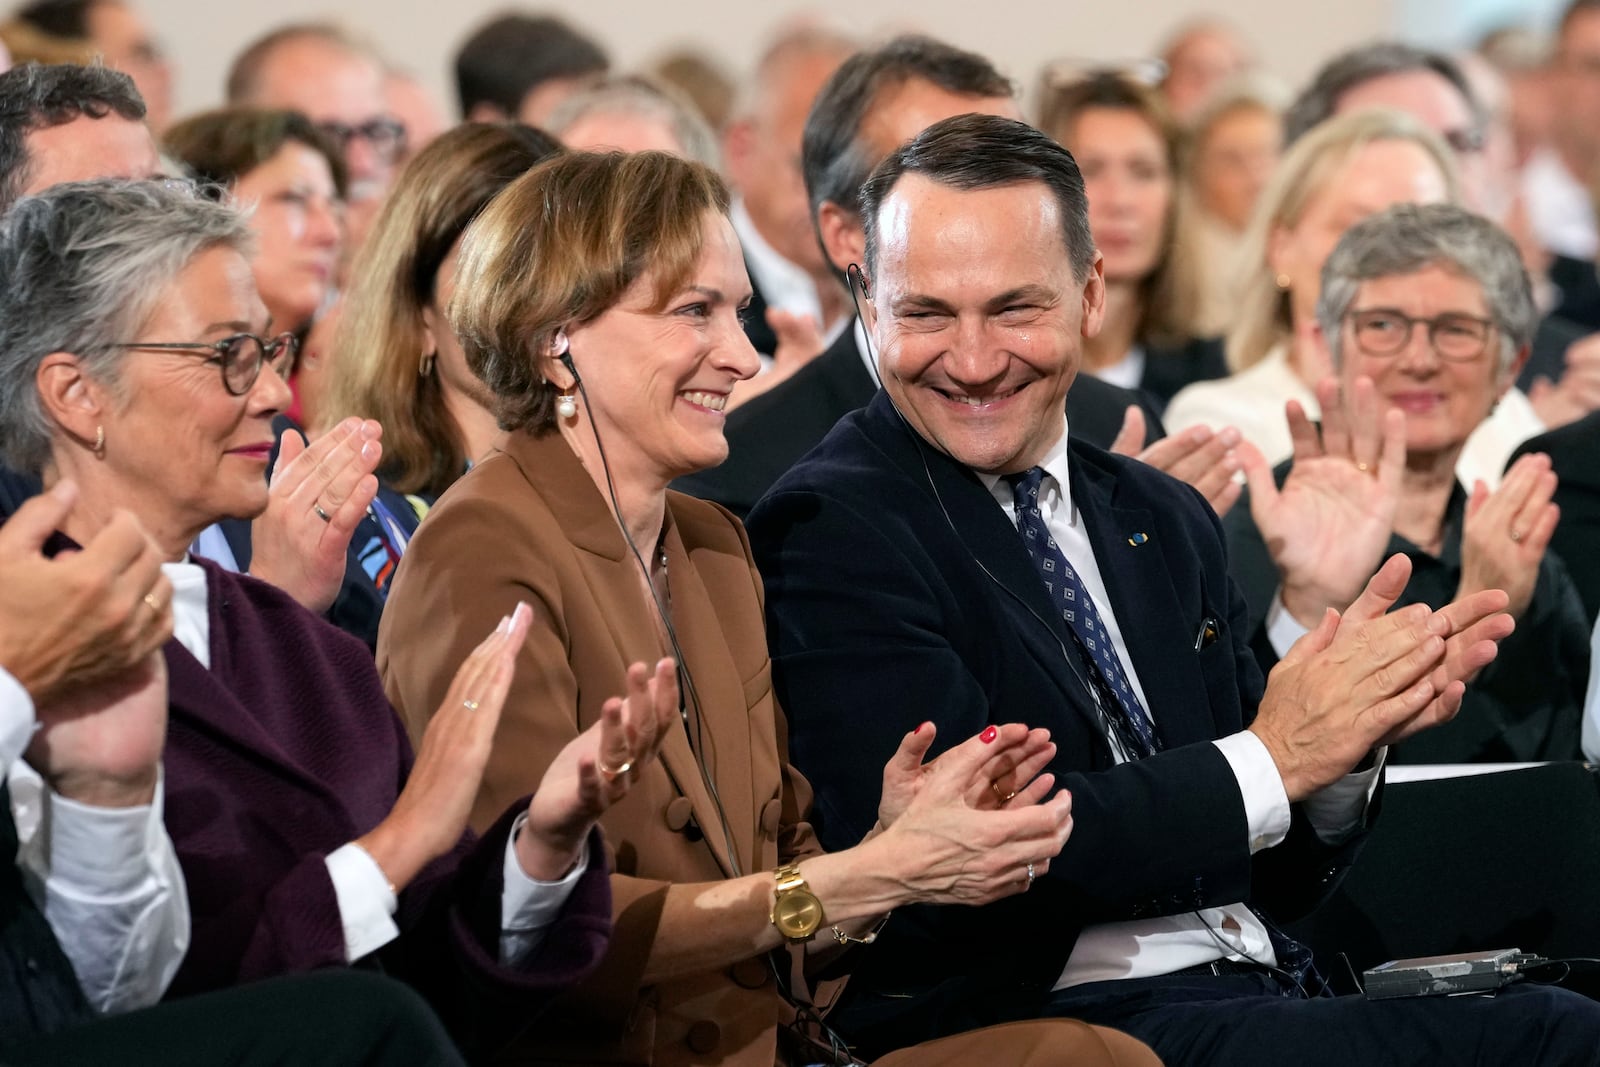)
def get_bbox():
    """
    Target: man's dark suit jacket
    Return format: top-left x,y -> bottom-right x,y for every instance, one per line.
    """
740,263 -> 779,356
744,391 -> 1366,1053
1514,411 -> 1600,625
673,323 -> 1166,519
